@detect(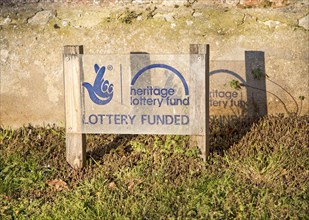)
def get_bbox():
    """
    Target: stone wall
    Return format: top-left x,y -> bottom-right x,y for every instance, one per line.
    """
1,0 -> 308,7
0,1 -> 308,127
